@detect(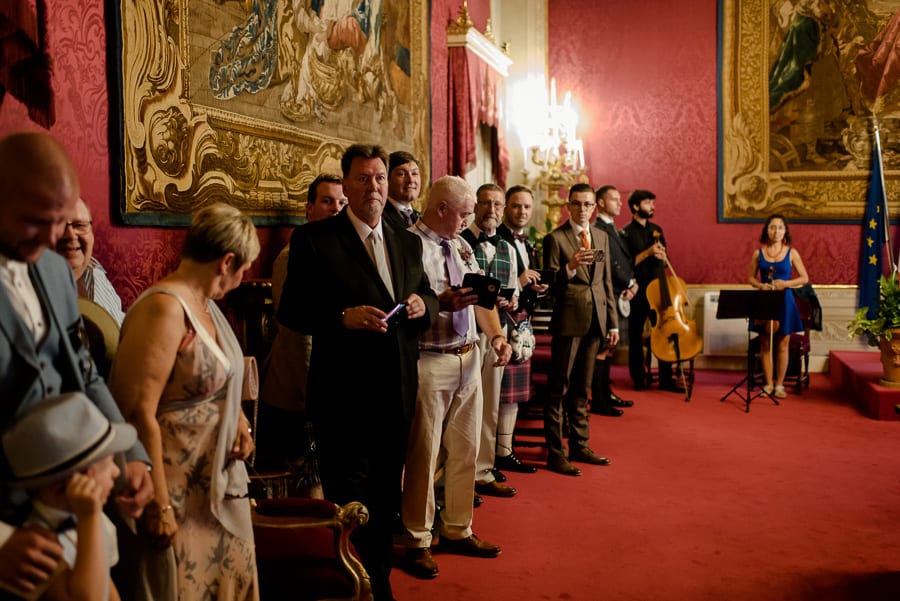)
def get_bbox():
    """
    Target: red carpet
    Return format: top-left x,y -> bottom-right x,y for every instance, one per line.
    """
391,369 -> 900,601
